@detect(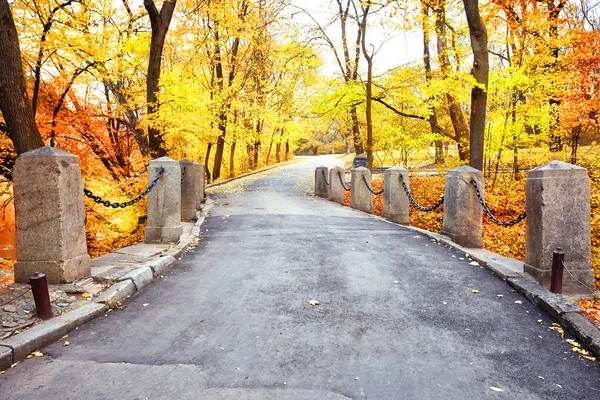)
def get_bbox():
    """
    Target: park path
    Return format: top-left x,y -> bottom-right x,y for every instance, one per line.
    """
0,155 -> 598,400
